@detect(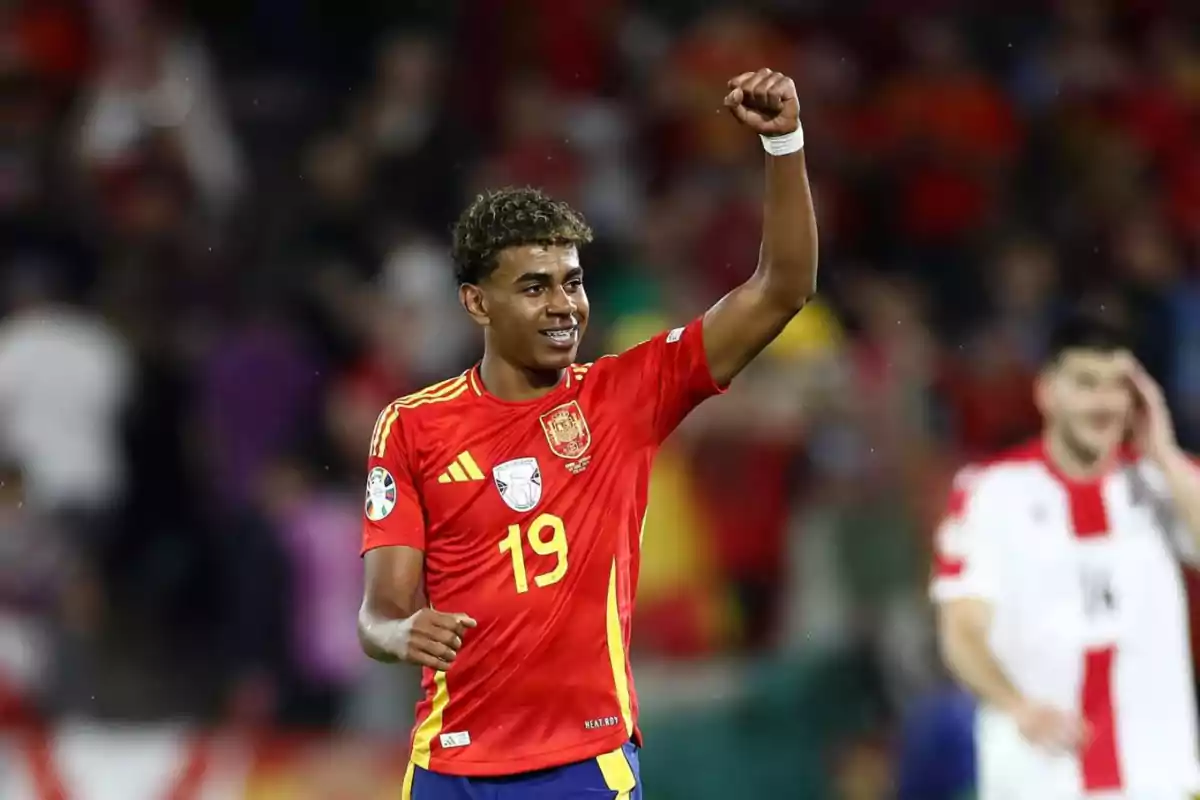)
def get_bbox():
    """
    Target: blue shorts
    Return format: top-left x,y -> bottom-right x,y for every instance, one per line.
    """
403,742 -> 641,800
